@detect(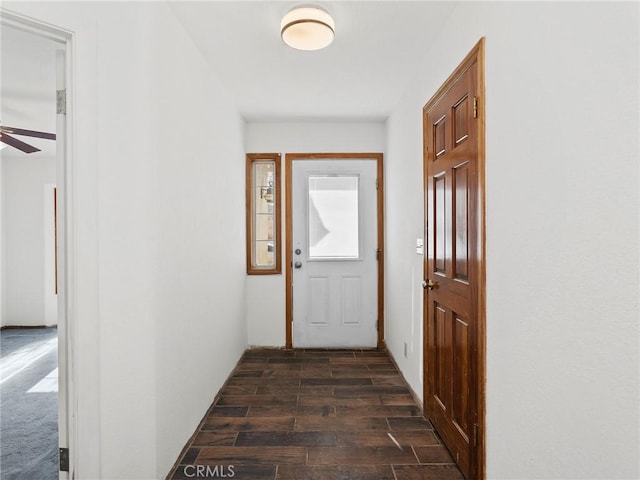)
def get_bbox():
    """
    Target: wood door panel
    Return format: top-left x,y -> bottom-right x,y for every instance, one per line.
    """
431,403 -> 470,476
434,115 -> 447,158
453,95 -> 470,146
432,303 -> 450,412
429,304 -> 472,443
434,174 -> 447,274
423,39 -> 485,480
452,314 -> 470,438
453,162 -> 470,282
